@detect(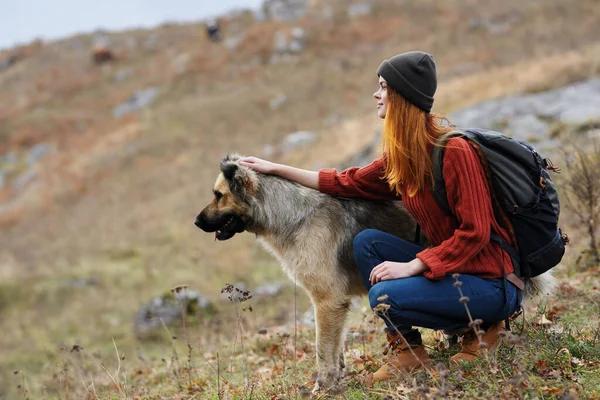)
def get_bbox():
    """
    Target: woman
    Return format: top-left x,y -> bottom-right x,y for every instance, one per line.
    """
239,51 -> 522,381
